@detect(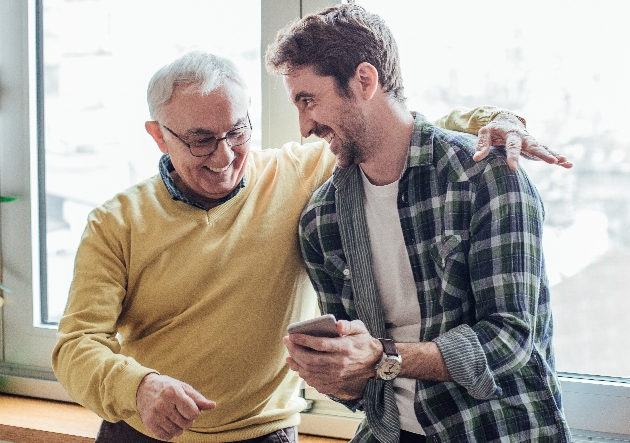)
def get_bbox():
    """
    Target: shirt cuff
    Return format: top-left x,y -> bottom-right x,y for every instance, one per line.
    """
434,324 -> 502,400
